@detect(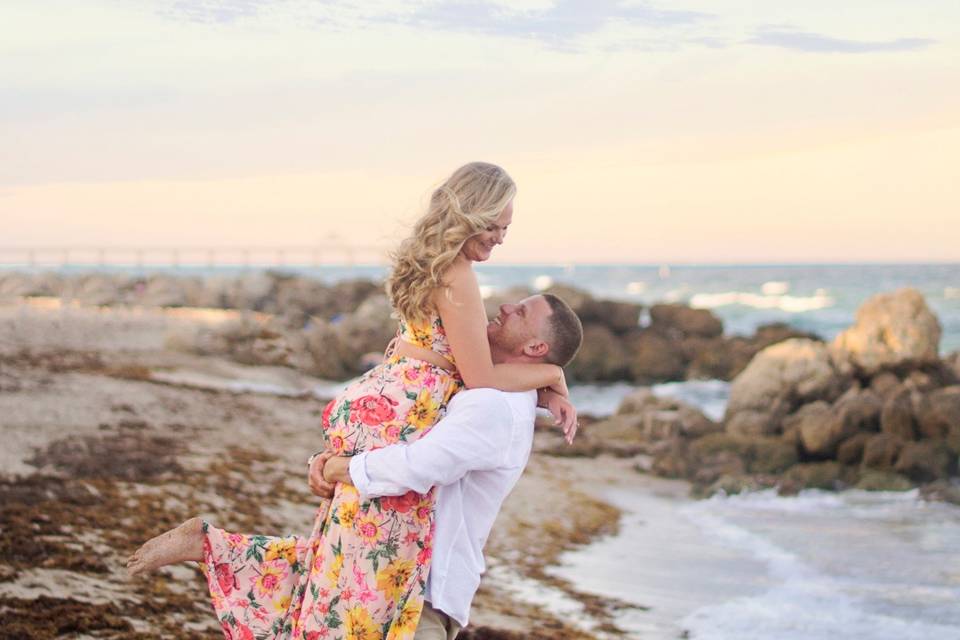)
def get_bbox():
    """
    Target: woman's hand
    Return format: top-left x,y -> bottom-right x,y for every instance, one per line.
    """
540,387 -> 579,444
